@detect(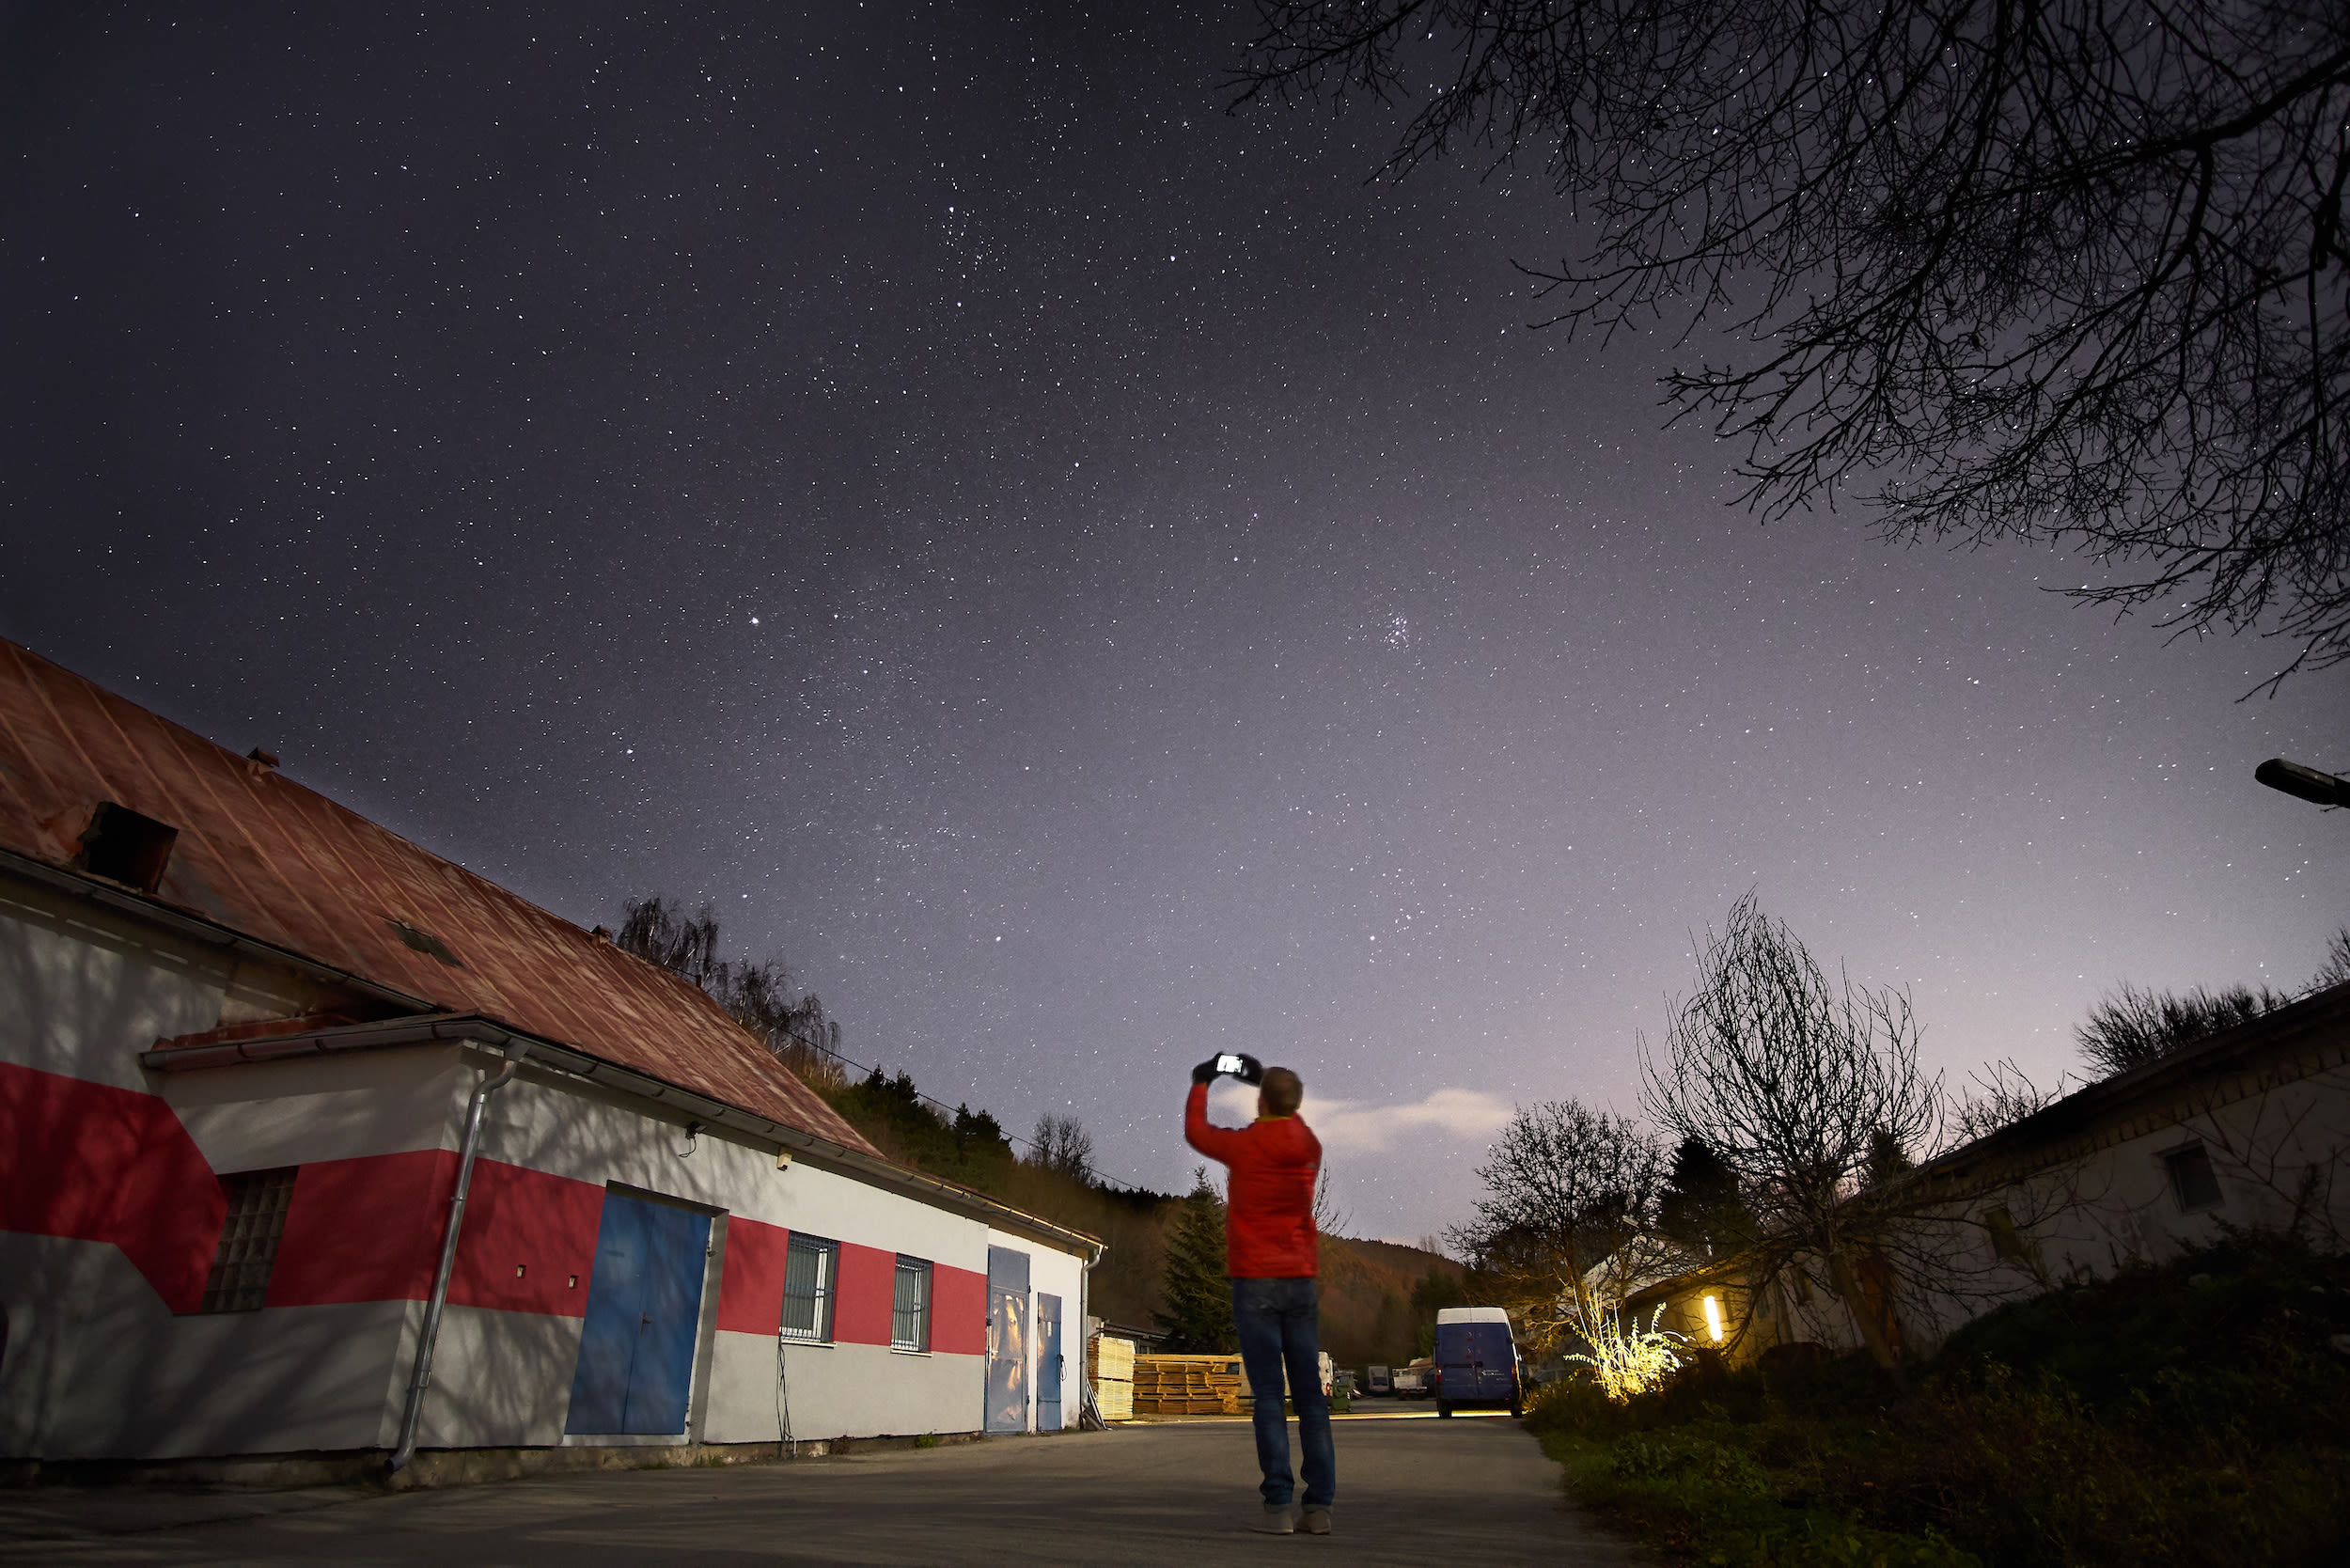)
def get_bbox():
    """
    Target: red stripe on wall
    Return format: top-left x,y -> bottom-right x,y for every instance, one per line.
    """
446,1159 -> 605,1316
2,1064 -> 1012,1341
835,1240 -> 895,1345
0,1062 -> 225,1311
267,1149 -> 449,1308
715,1215 -> 791,1335
931,1262 -> 987,1356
